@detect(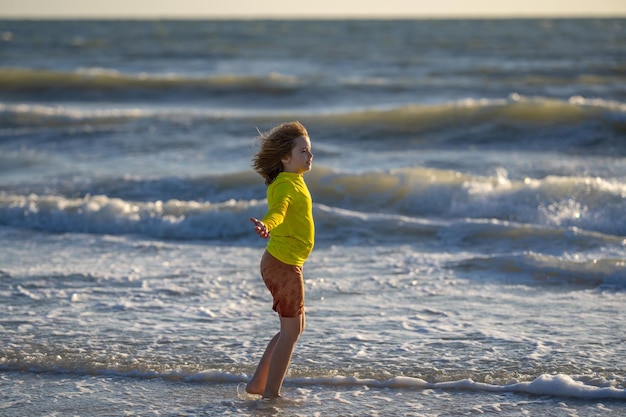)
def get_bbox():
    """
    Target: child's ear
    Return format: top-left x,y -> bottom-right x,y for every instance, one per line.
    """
281,154 -> 291,164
